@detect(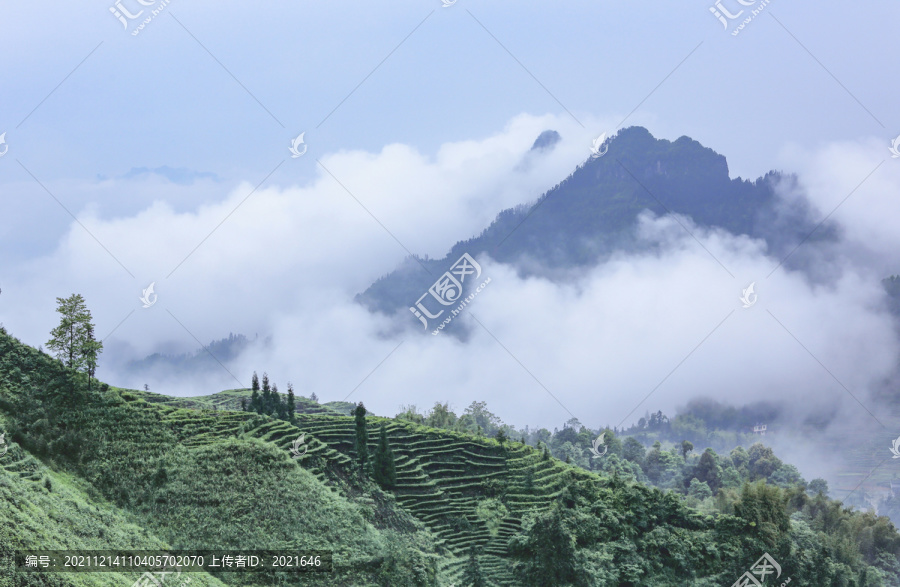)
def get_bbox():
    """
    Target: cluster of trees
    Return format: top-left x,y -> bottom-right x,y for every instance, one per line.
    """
241,372 -> 296,422
45,294 -> 103,389
617,437 -> 824,502
397,401 -> 832,511
507,474 -> 900,585
354,403 -> 397,489
396,401 -> 507,438
527,421 -> 828,508
621,400 -> 783,452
